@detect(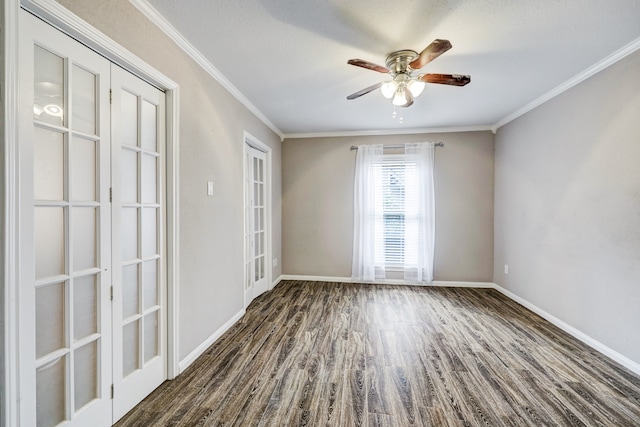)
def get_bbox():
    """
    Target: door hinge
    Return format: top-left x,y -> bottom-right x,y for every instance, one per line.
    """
110,286 -> 113,301
109,89 -> 112,104
111,384 -> 114,399
109,187 -> 113,202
